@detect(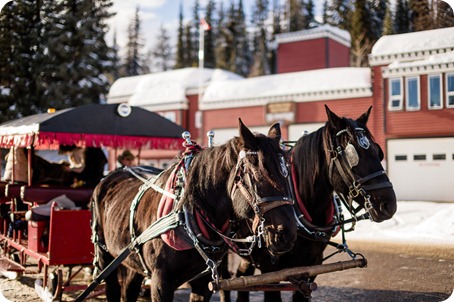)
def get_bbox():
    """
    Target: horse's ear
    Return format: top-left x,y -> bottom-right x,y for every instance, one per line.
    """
239,118 -> 257,149
268,123 -> 281,142
325,105 -> 343,129
357,106 -> 372,126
